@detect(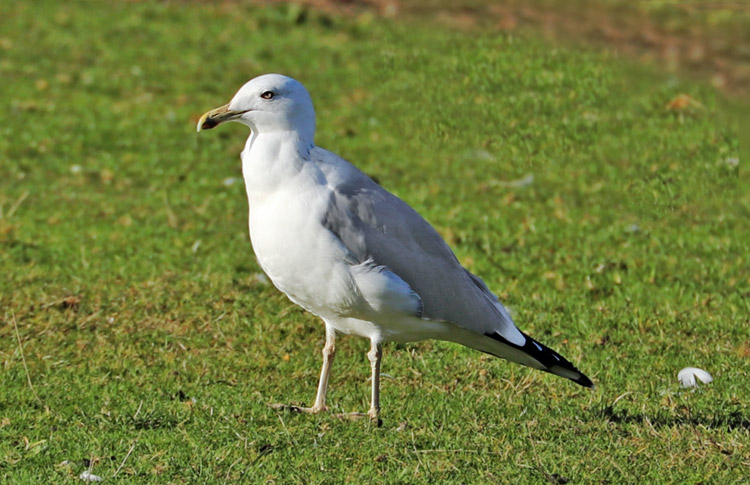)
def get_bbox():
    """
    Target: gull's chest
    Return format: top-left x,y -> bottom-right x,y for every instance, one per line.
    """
248,186 -> 325,271
241,147 -> 330,280
246,184 -> 352,313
